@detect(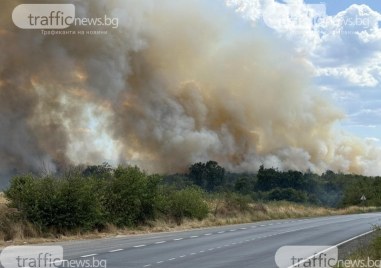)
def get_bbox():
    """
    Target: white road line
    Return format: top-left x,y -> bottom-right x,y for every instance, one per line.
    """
288,230 -> 375,268
169,258 -> 176,261
218,231 -> 225,233
240,227 -> 247,230
190,253 -> 196,255
143,265 -> 151,267
155,241 -> 166,244
80,254 -> 97,258
173,238 -> 183,241
230,229 -> 237,232
134,245 -> 146,248
109,249 -> 123,253
199,250 -> 205,253
208,248 -> 215,251
251,226 -> 257,228
156,261 -> 163,264
204,233 -> 212,236
179,255 -> 186,258
190,235 -> 199,238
